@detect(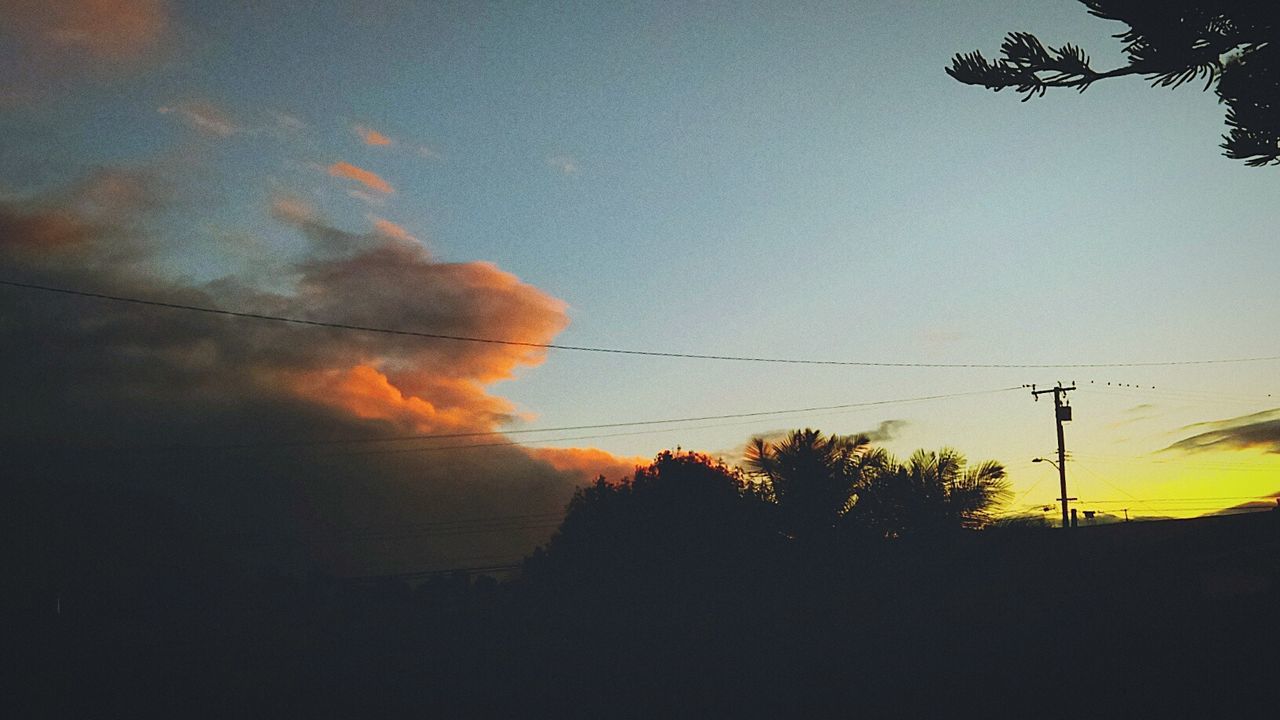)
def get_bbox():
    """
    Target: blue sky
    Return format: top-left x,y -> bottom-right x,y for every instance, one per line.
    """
3,0 -> 1278,528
